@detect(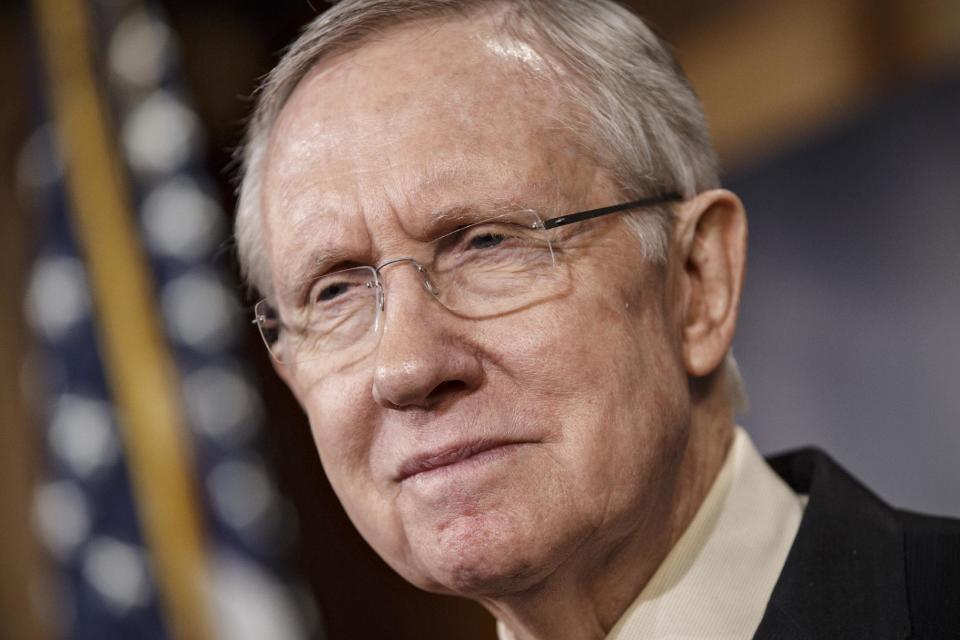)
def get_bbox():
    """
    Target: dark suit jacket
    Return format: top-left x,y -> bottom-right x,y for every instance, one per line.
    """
754,448 -> 960,639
